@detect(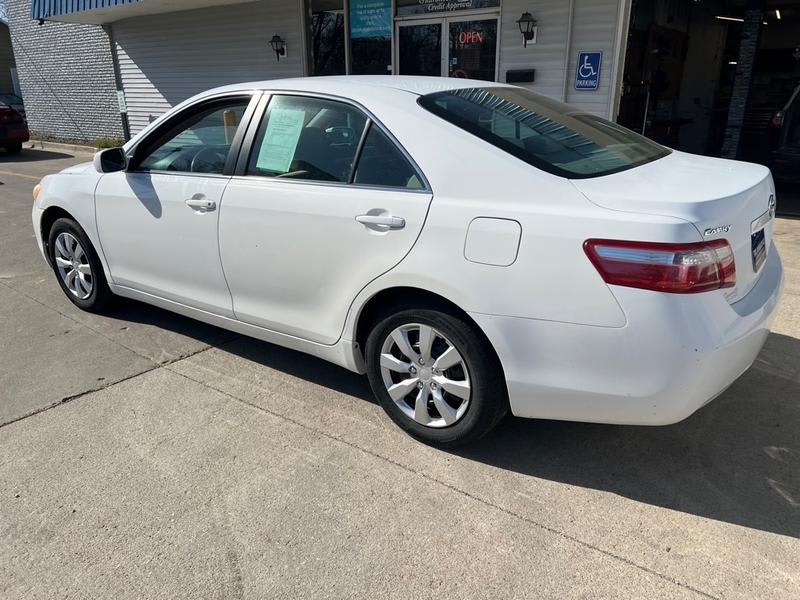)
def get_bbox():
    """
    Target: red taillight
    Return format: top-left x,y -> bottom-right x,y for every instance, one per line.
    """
584,239 -> 736,294
0,108 -> 22,124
